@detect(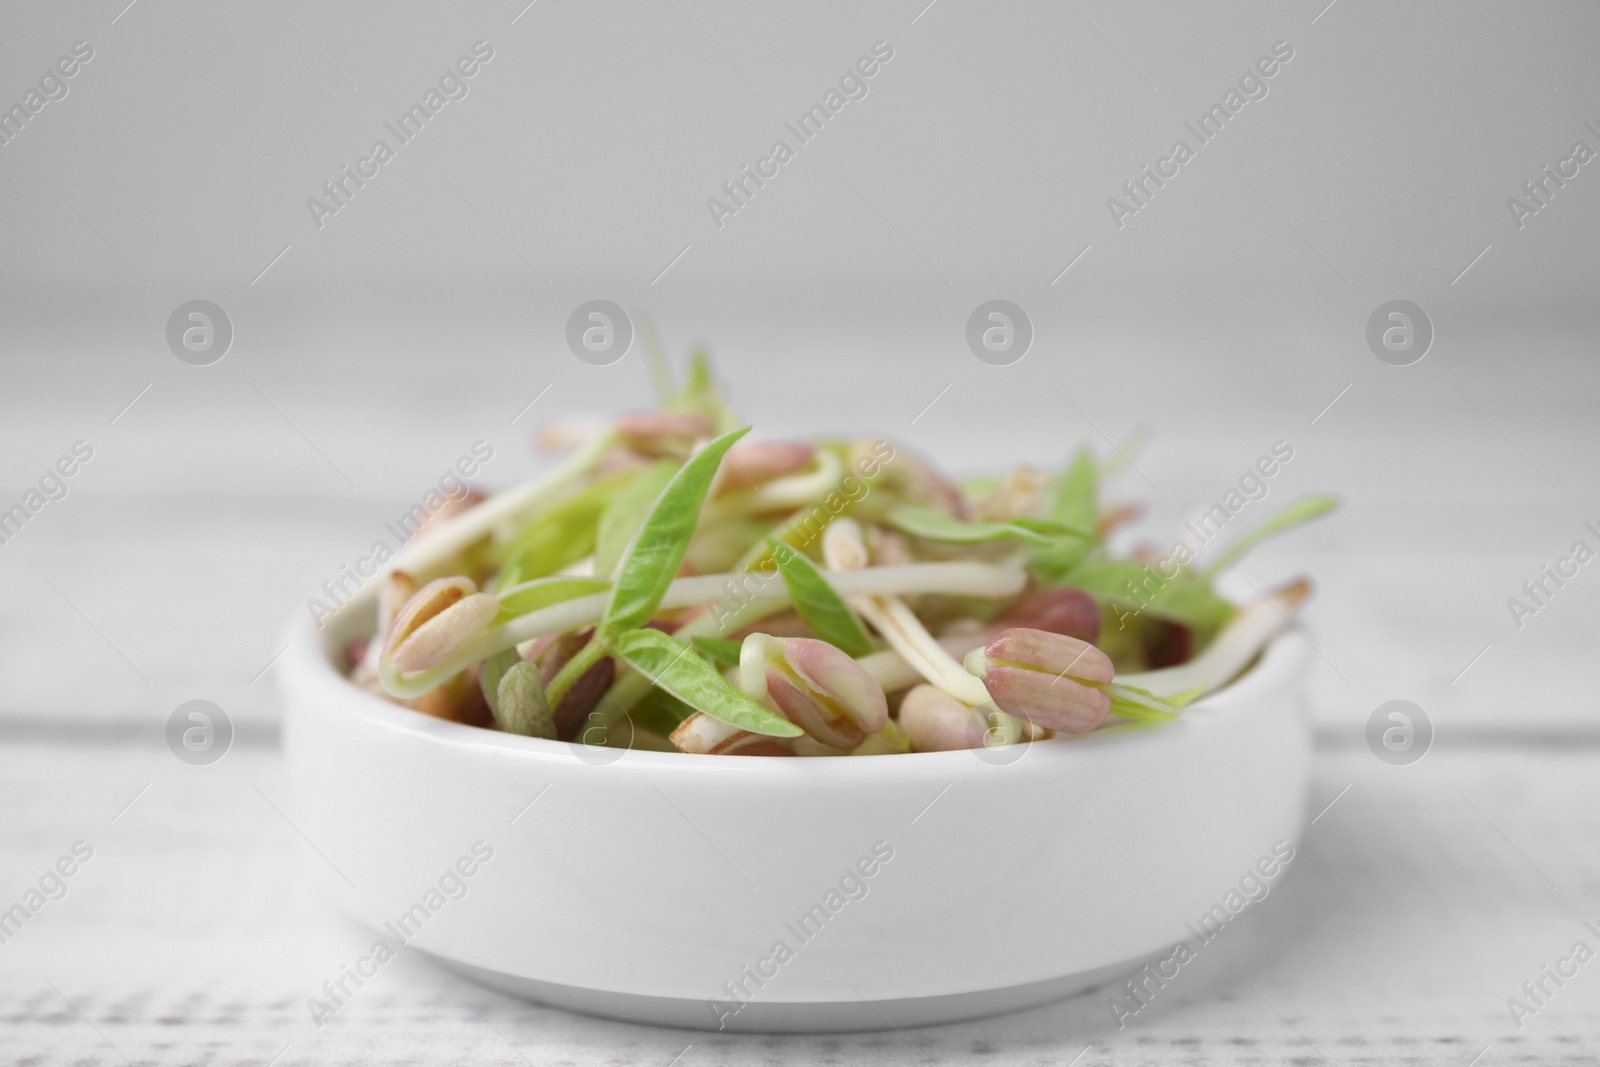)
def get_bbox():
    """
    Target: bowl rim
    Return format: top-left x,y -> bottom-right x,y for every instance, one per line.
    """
282,598 -> 1307,770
